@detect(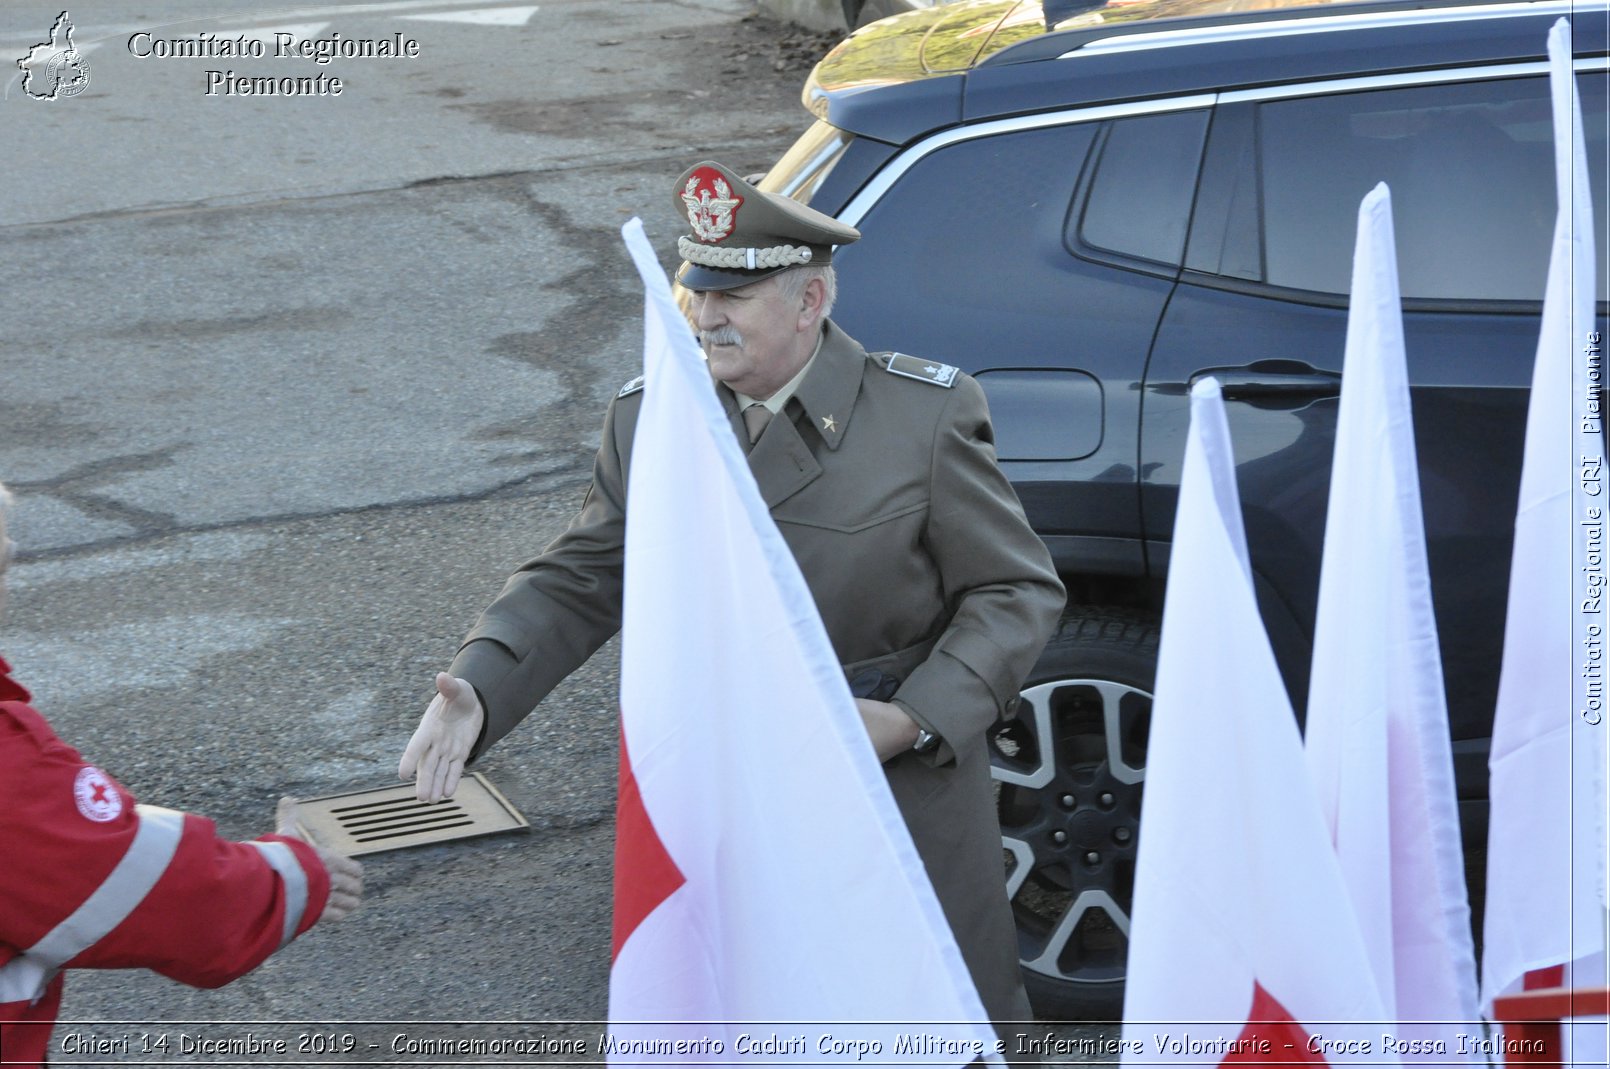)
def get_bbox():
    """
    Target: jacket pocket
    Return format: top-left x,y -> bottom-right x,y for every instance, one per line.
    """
773,499 -> 926,535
